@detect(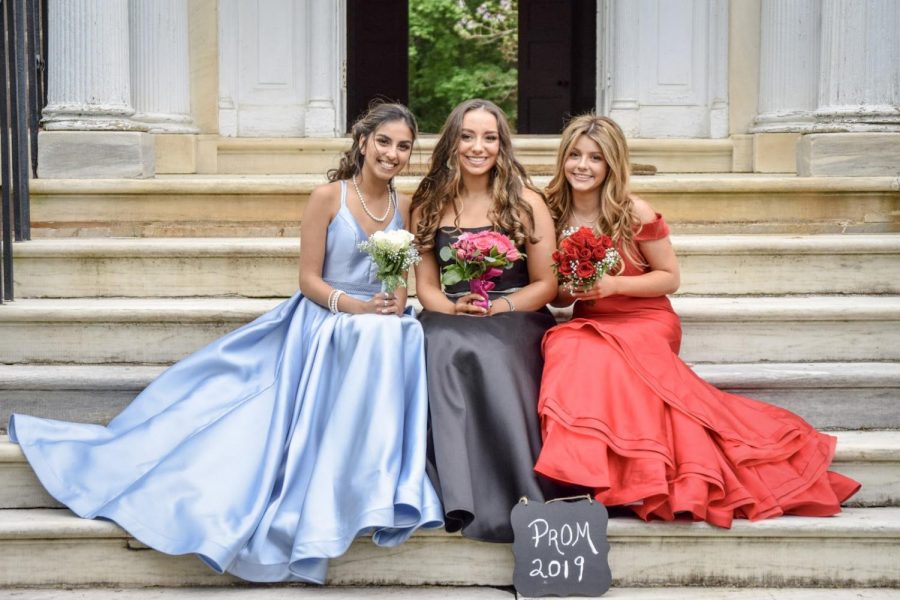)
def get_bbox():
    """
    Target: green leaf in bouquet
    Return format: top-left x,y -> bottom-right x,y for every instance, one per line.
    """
441,269 -> 463,287
439,246 -> 454,262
